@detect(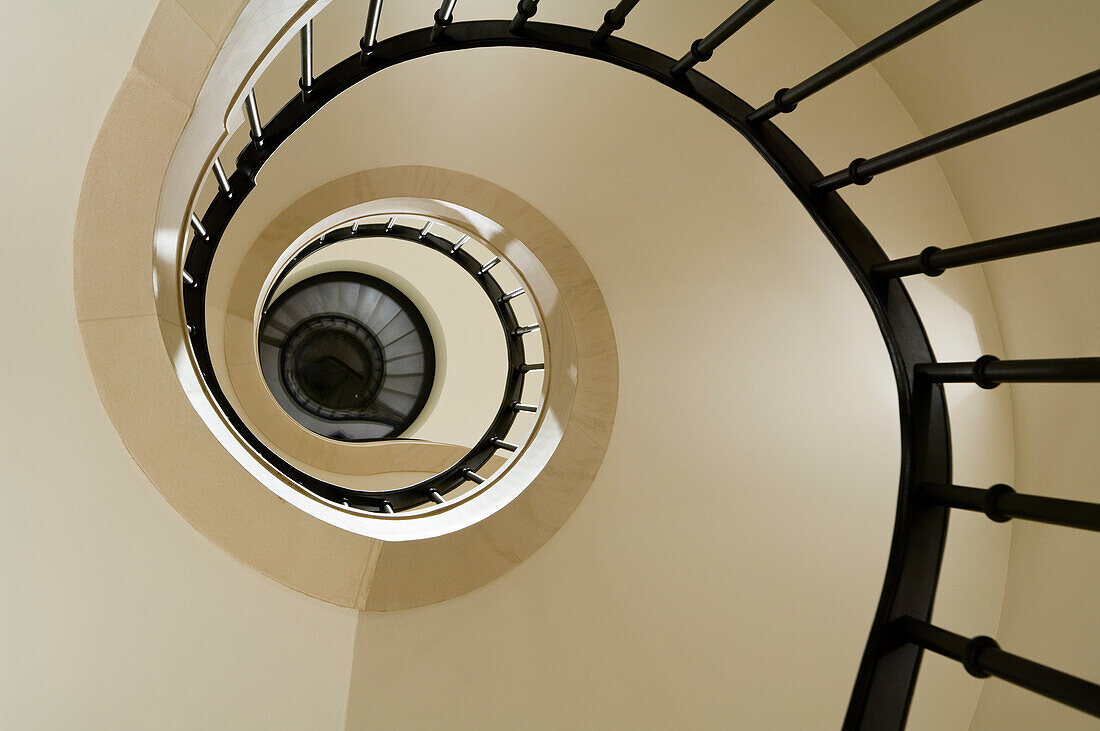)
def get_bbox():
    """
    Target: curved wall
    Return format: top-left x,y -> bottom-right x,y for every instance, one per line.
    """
0,1 -> 359,729
812,1 -> 1100,727
237,1 -> 1013,728
1,0 -> 1057,728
